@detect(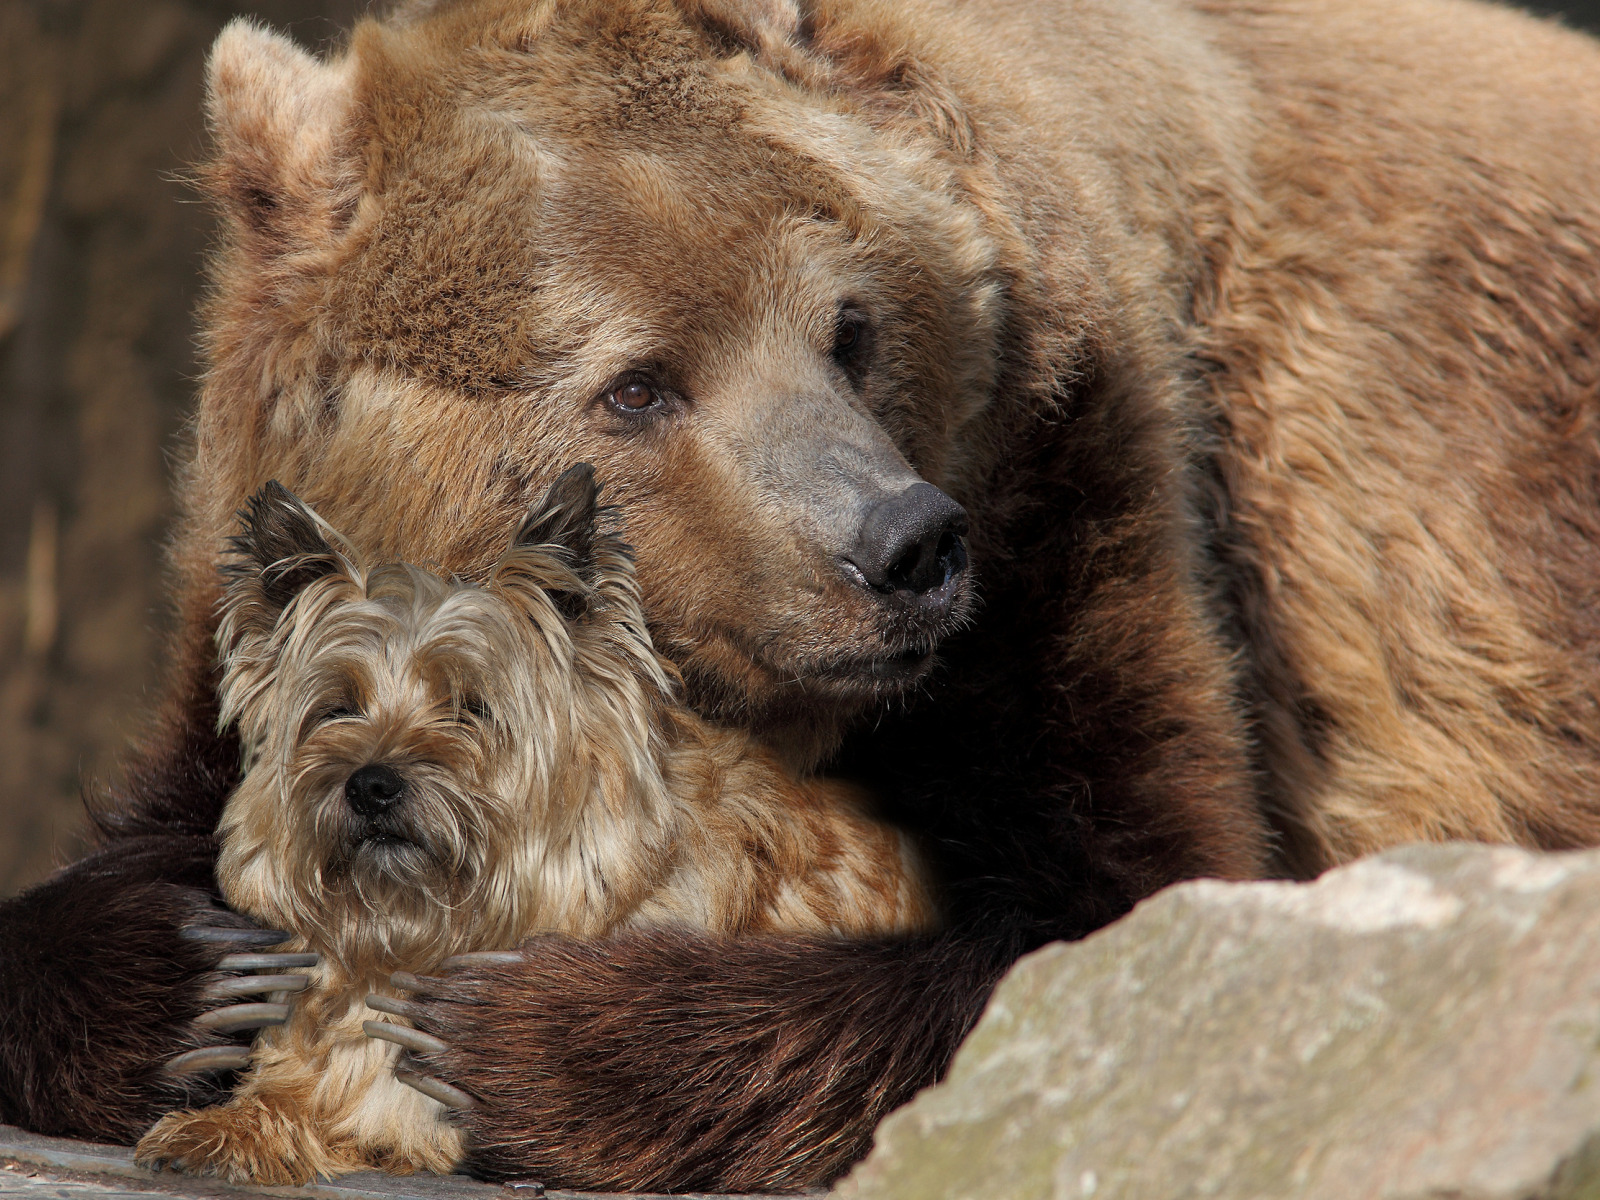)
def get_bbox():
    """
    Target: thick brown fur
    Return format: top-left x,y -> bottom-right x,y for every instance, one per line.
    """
0,681 -> 261,1143
393,930 -> 1011,1192
135,477 -> 932,1184
4,0 -> 1599,1190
